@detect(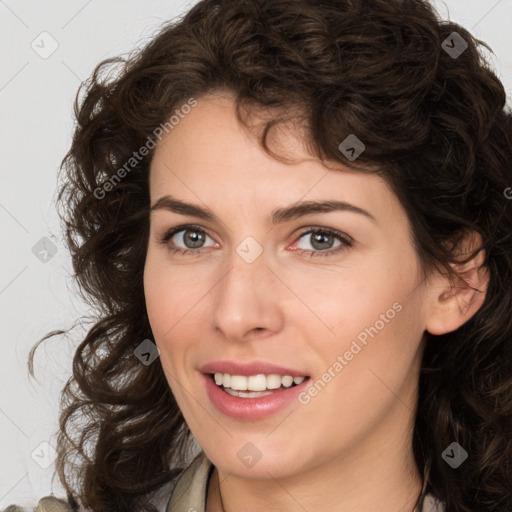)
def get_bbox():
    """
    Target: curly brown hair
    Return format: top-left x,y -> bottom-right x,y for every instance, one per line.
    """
28,0 -> 512,511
